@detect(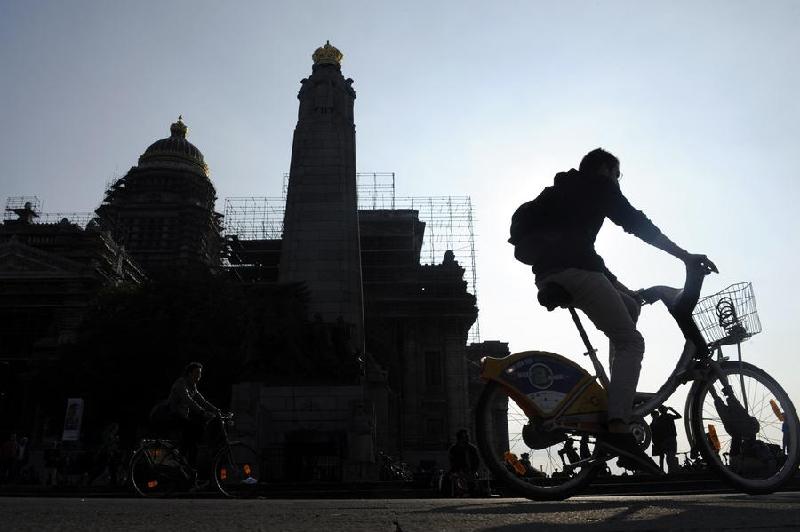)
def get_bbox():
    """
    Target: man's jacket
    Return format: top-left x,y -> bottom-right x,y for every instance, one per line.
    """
168,376 -> 216,419
530,168 -> 667,280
